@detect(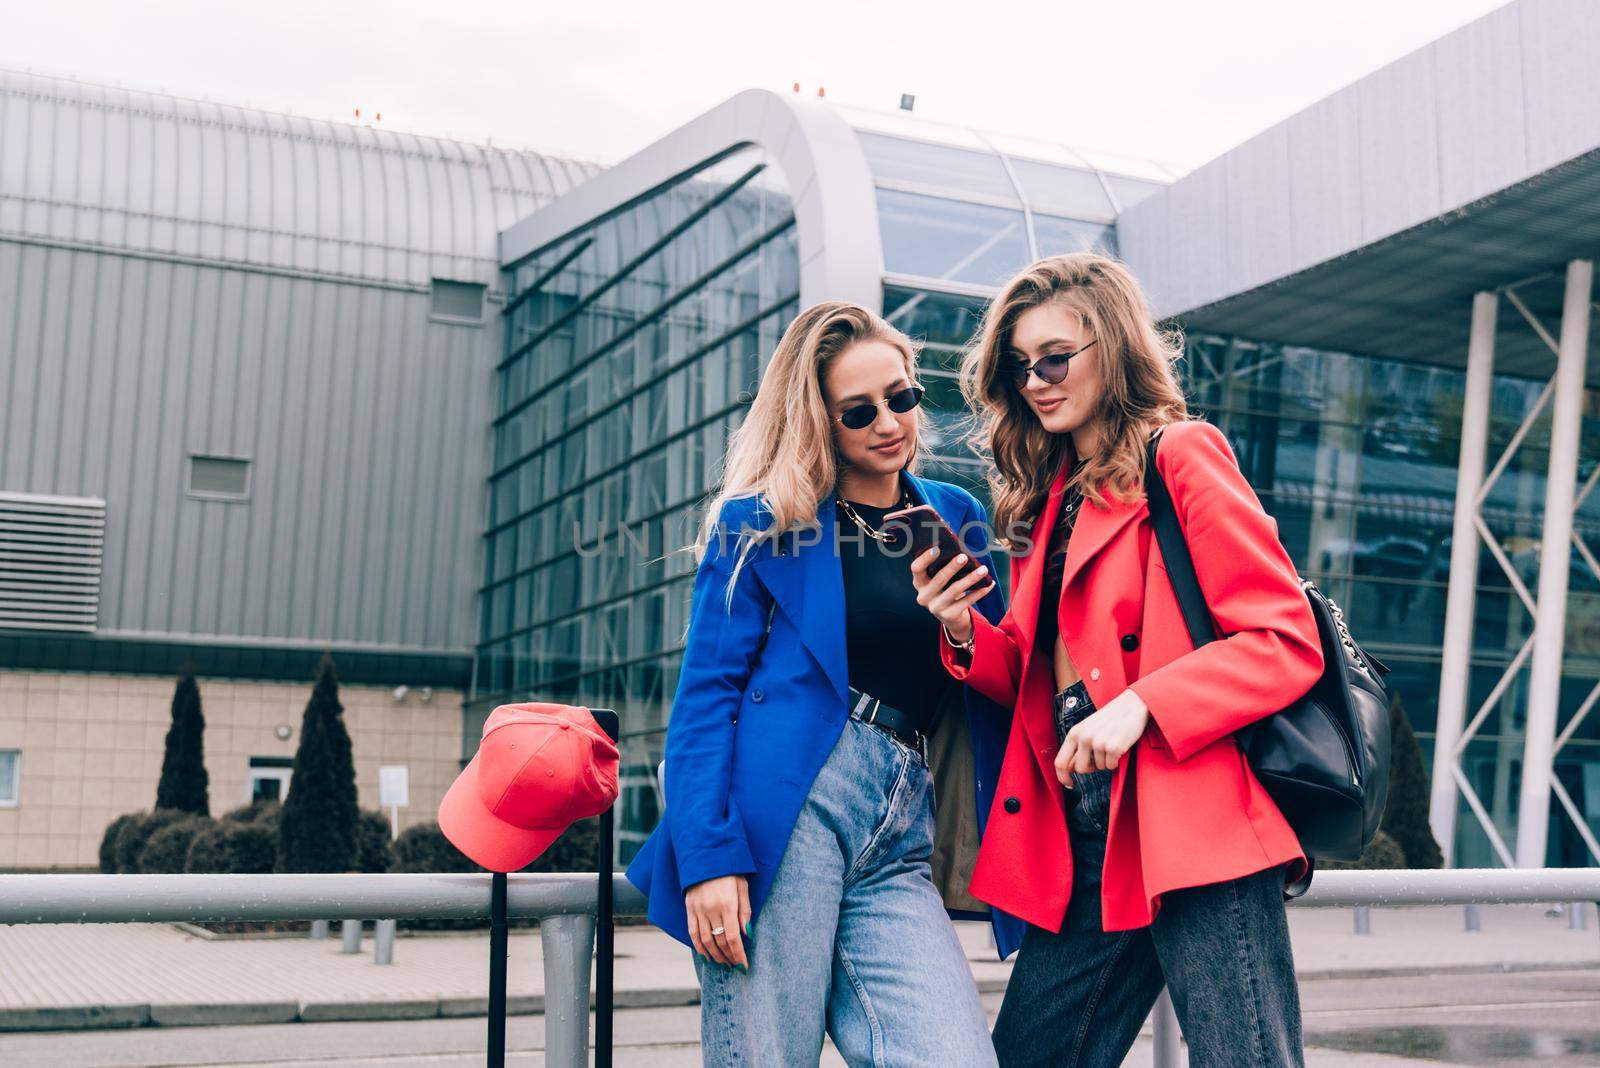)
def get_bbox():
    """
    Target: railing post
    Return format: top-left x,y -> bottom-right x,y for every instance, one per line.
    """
374,919 -> 396,964
310,919 -> 330,940
1464,904 -> 1482,932
1353,906 -> 1372,935
340,918 -> 363,953
542,912 -> 597,1068
1151,988 -> 1181,1068
1569,902 -> 1589,931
